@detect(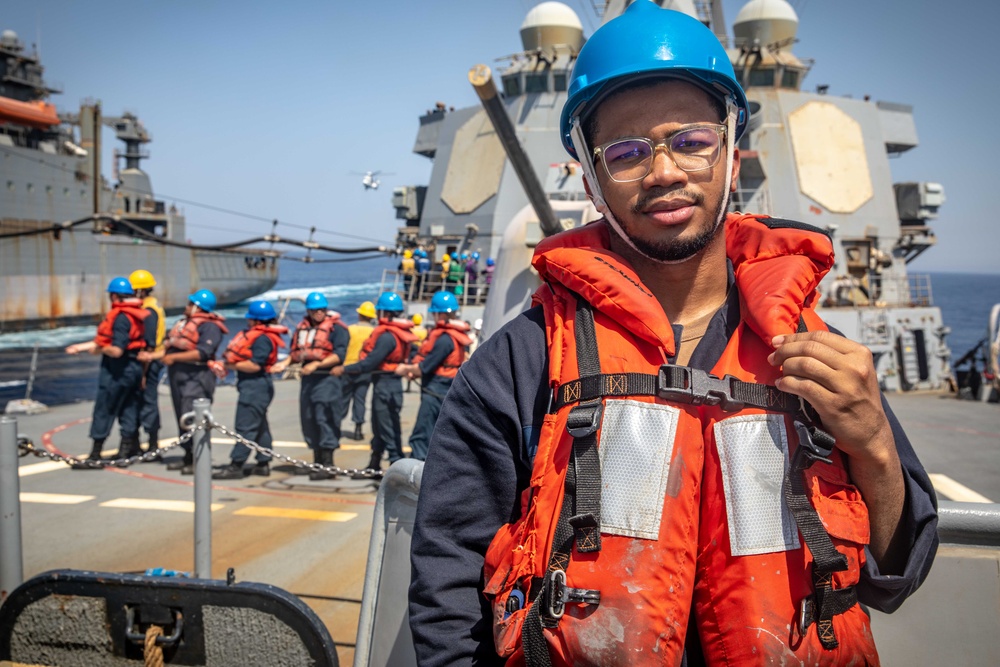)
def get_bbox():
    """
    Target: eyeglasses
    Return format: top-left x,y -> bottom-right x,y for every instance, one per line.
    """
593,123 -> 726,183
